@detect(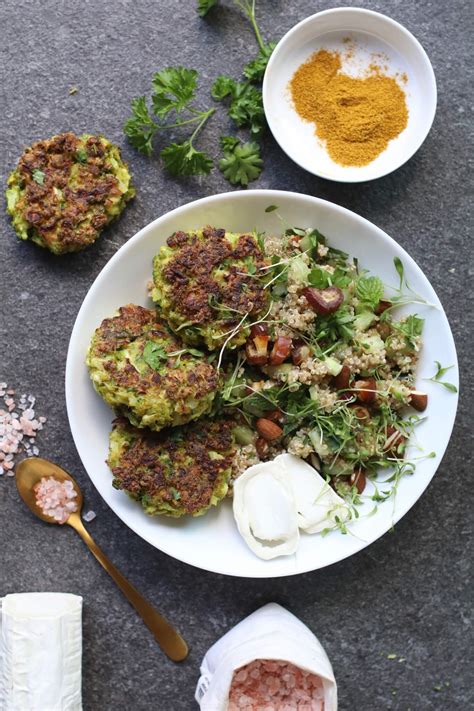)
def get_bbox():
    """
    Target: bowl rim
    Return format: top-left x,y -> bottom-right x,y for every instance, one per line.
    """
65,189 -> 458,578
262,6 -> 438,183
